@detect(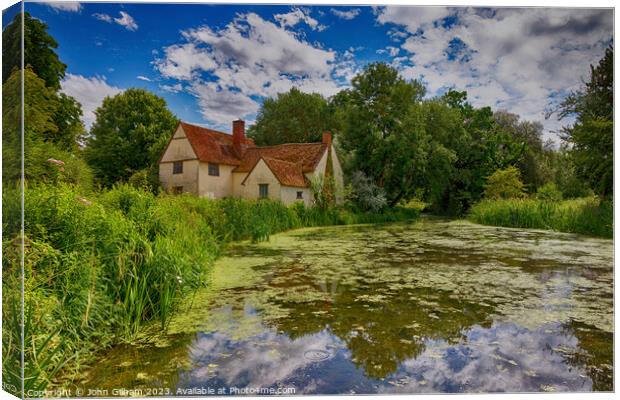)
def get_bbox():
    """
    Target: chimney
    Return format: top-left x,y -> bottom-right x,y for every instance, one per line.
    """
322,131 -> 332,146
233,119 -> 245,153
